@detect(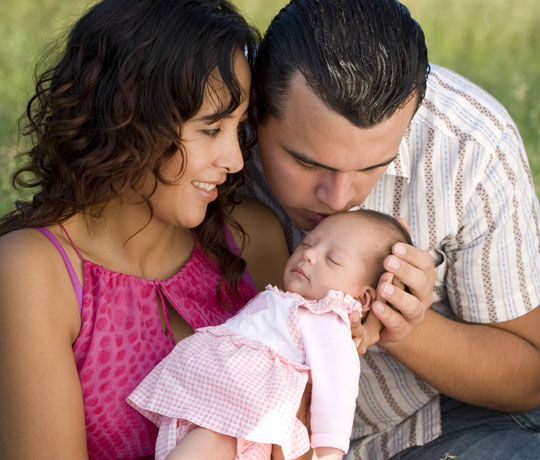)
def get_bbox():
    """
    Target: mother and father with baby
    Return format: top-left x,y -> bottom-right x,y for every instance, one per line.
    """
0,0 -> 539,459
